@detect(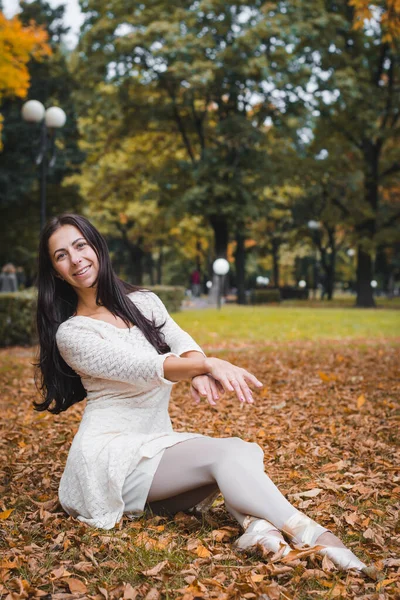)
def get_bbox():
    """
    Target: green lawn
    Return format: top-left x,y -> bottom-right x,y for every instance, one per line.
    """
174,304 -> 400,345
